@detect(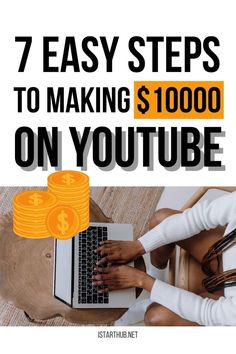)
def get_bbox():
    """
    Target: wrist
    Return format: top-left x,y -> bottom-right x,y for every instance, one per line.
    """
136,270 -> 155,292
135,240 -> 145,257
142,274 -> 155,292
